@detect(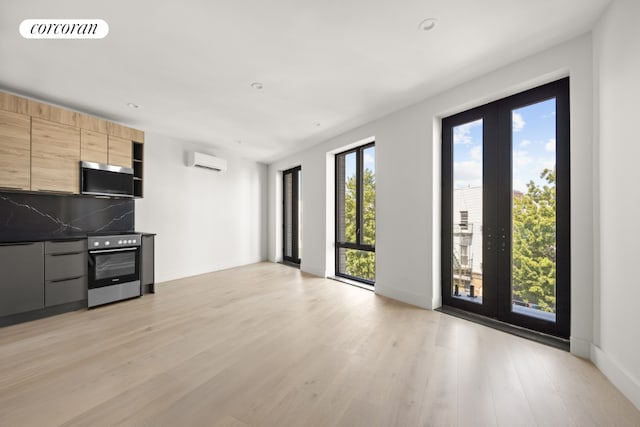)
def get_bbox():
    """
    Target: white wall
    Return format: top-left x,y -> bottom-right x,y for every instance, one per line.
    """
268,34 -> 595,357
136,133 -> 267,283
592,0 -> 640,409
